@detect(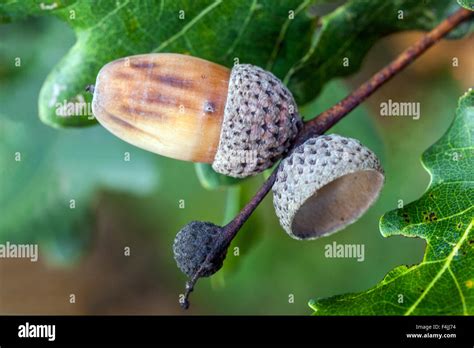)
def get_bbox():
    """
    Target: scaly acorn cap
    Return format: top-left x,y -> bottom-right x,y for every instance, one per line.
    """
91,54 -> 301,178
212,64 -> 302,178
272,134 -> 384,240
